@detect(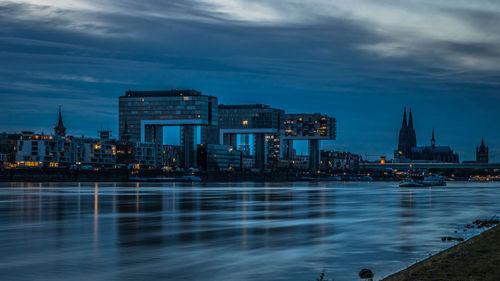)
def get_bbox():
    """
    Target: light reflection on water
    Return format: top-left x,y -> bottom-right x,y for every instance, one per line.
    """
0,181 -> 499,281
